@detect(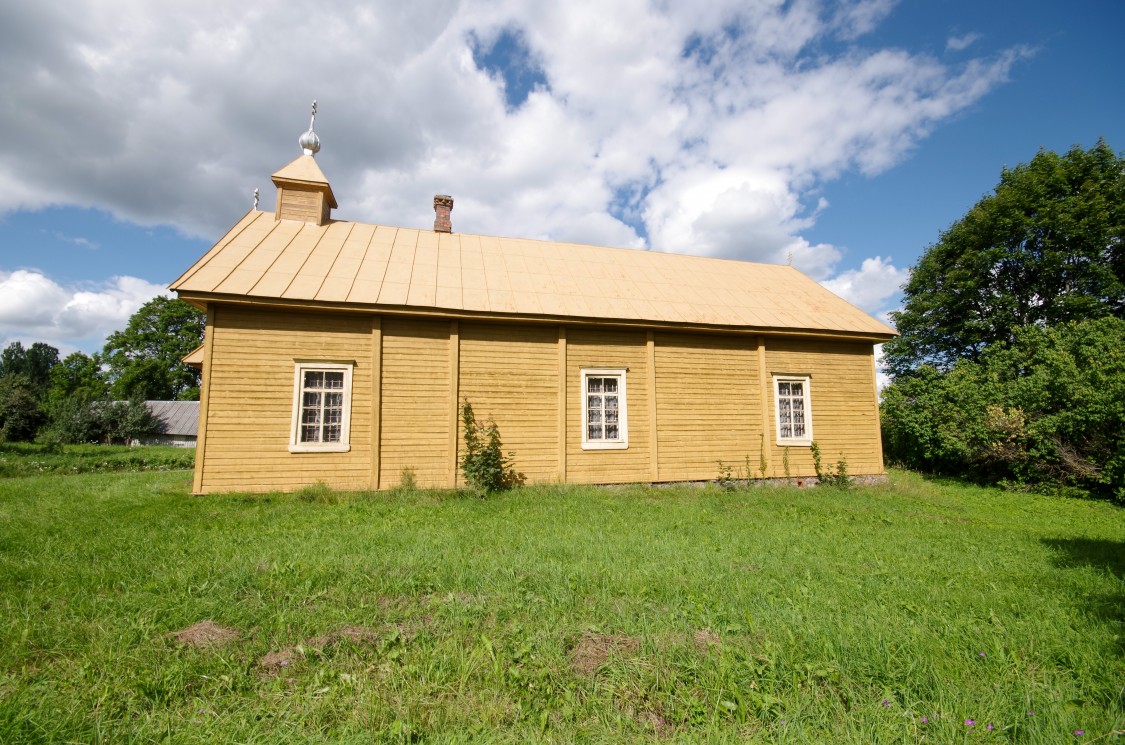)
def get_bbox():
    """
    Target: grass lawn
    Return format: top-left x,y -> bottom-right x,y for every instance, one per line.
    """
0,463 -> 1121,743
